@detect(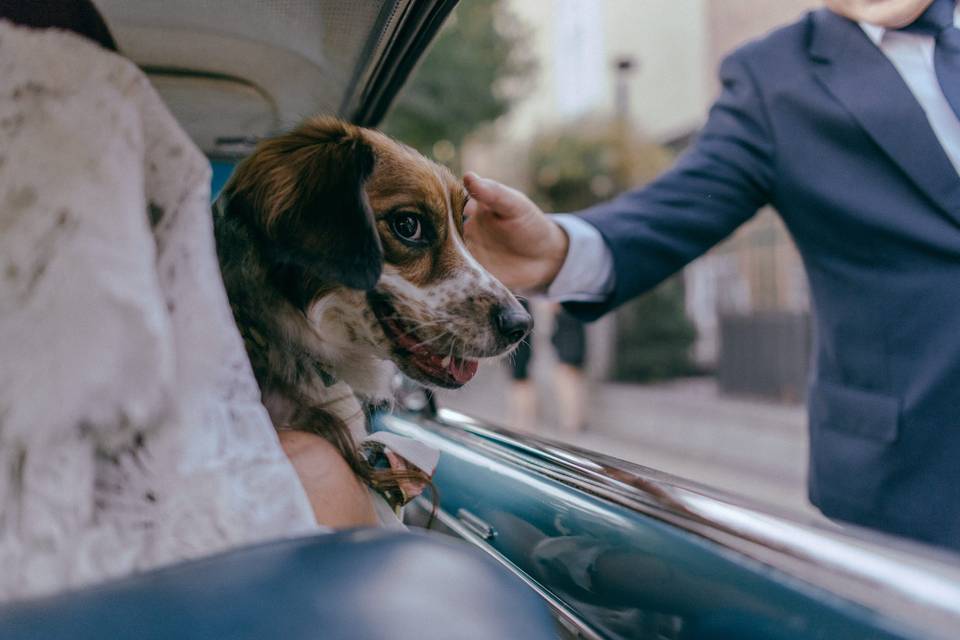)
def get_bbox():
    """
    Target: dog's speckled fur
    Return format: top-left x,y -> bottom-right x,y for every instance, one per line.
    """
213,117 -> 529,442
